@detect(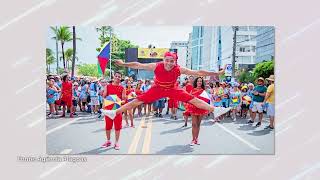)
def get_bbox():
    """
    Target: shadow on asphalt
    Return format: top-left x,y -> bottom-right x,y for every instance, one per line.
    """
155,144 -> 194,154
71,119 -> 100,125
92,128 -> 105,133
237,124 -> 257,131
78,147 -> 114,154
160,127 -> 191,135
247,129 -> 273,136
